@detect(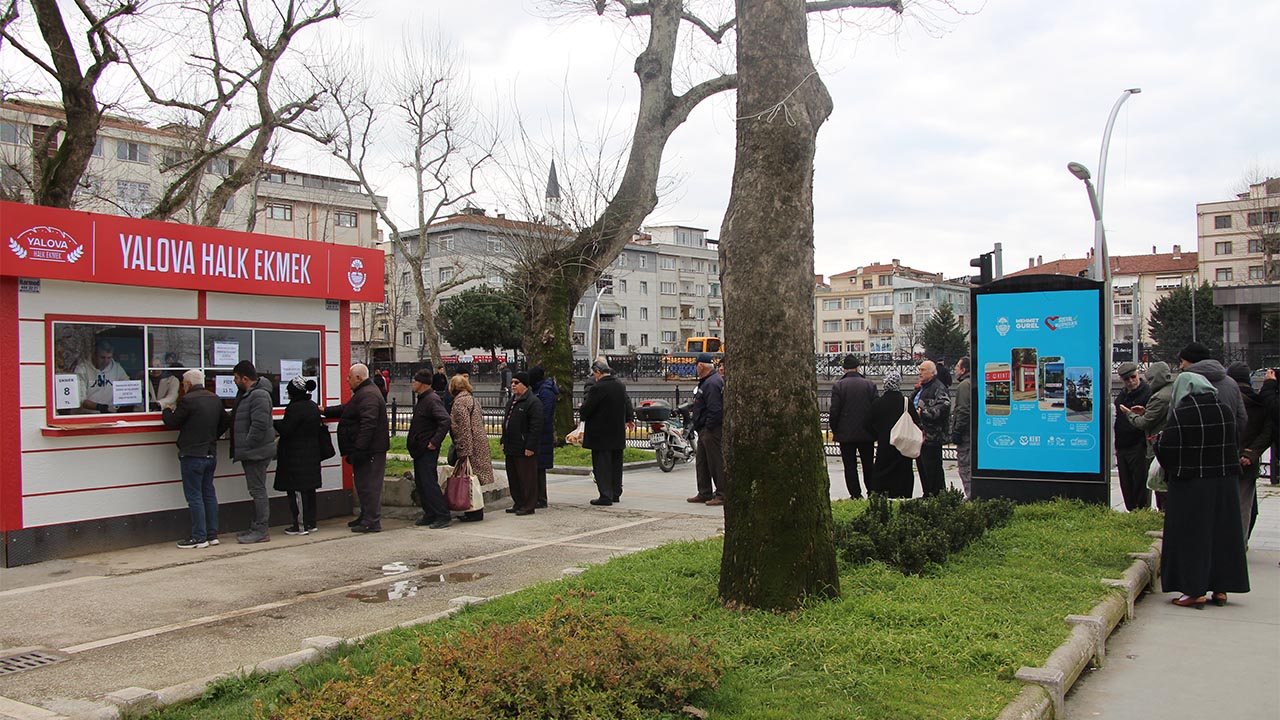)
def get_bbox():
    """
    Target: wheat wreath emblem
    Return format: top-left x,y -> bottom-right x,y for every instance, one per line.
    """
8,238 -> 27,259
